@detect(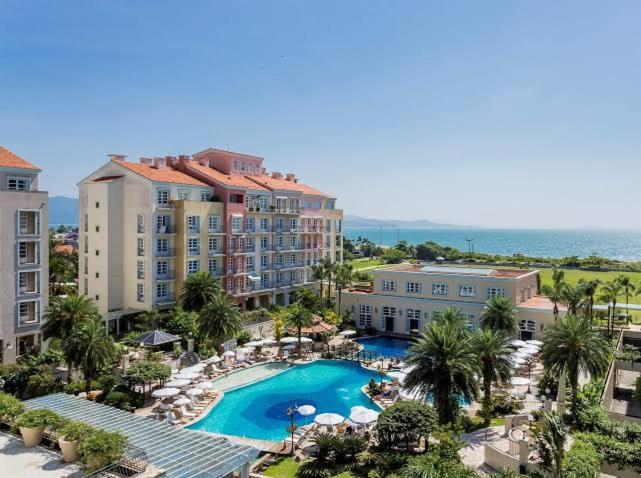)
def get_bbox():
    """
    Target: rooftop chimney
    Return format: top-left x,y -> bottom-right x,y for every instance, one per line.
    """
285,173 -> 296,182
260,167 -> 267,175
271,171 -> 283,179
108,154 -> 127,161
164,156 -> 176,167
152,157 -> 167,169
139,157 -> 153,166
